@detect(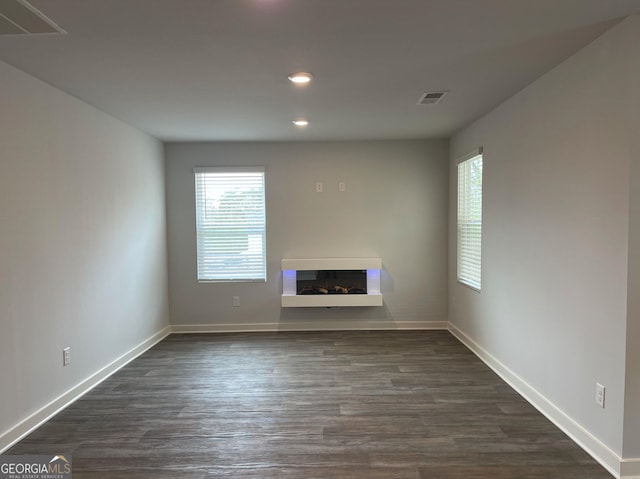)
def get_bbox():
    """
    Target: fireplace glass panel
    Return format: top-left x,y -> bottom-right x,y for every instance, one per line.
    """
297,270 -> 367,295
